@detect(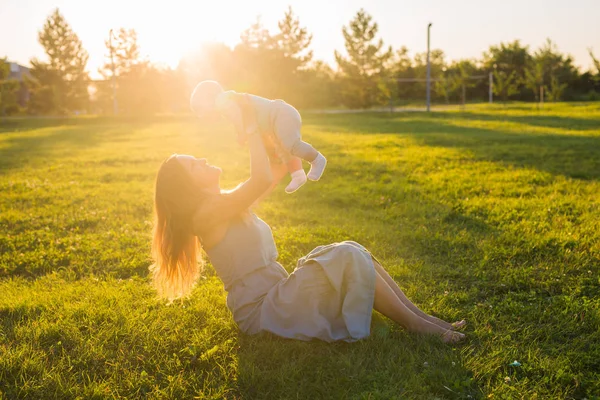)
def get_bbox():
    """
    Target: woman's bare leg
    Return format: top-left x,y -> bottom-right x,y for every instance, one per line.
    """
373,261 -> 465,330
373,271 -> 464,343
